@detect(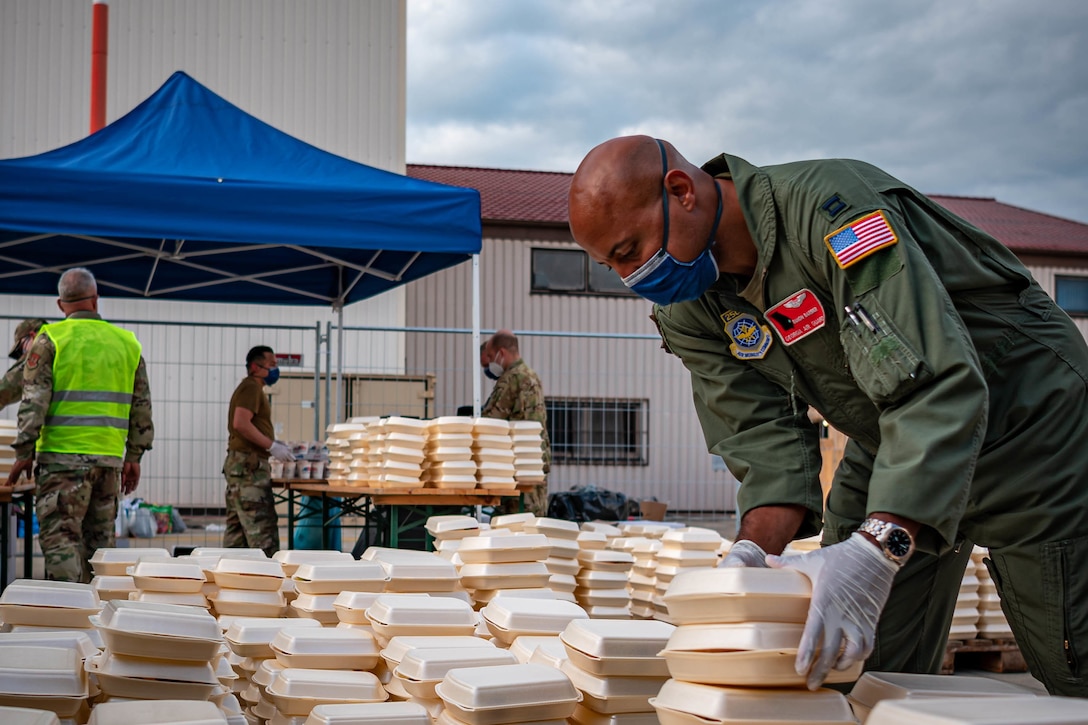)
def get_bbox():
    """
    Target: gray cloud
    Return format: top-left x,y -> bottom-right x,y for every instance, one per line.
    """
407,0 -> 1088,223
